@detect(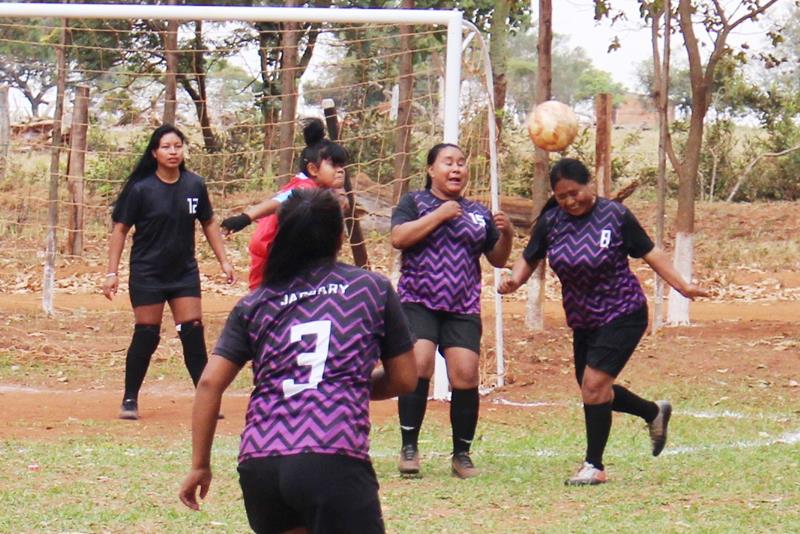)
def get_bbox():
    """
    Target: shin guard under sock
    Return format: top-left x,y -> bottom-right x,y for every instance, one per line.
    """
584,402 -> 612,470
450,387 -> 479,454
177,320 -> 208,387
612,385 -> 659,422
123,324 -> 161,401
398,378 -> 430,447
